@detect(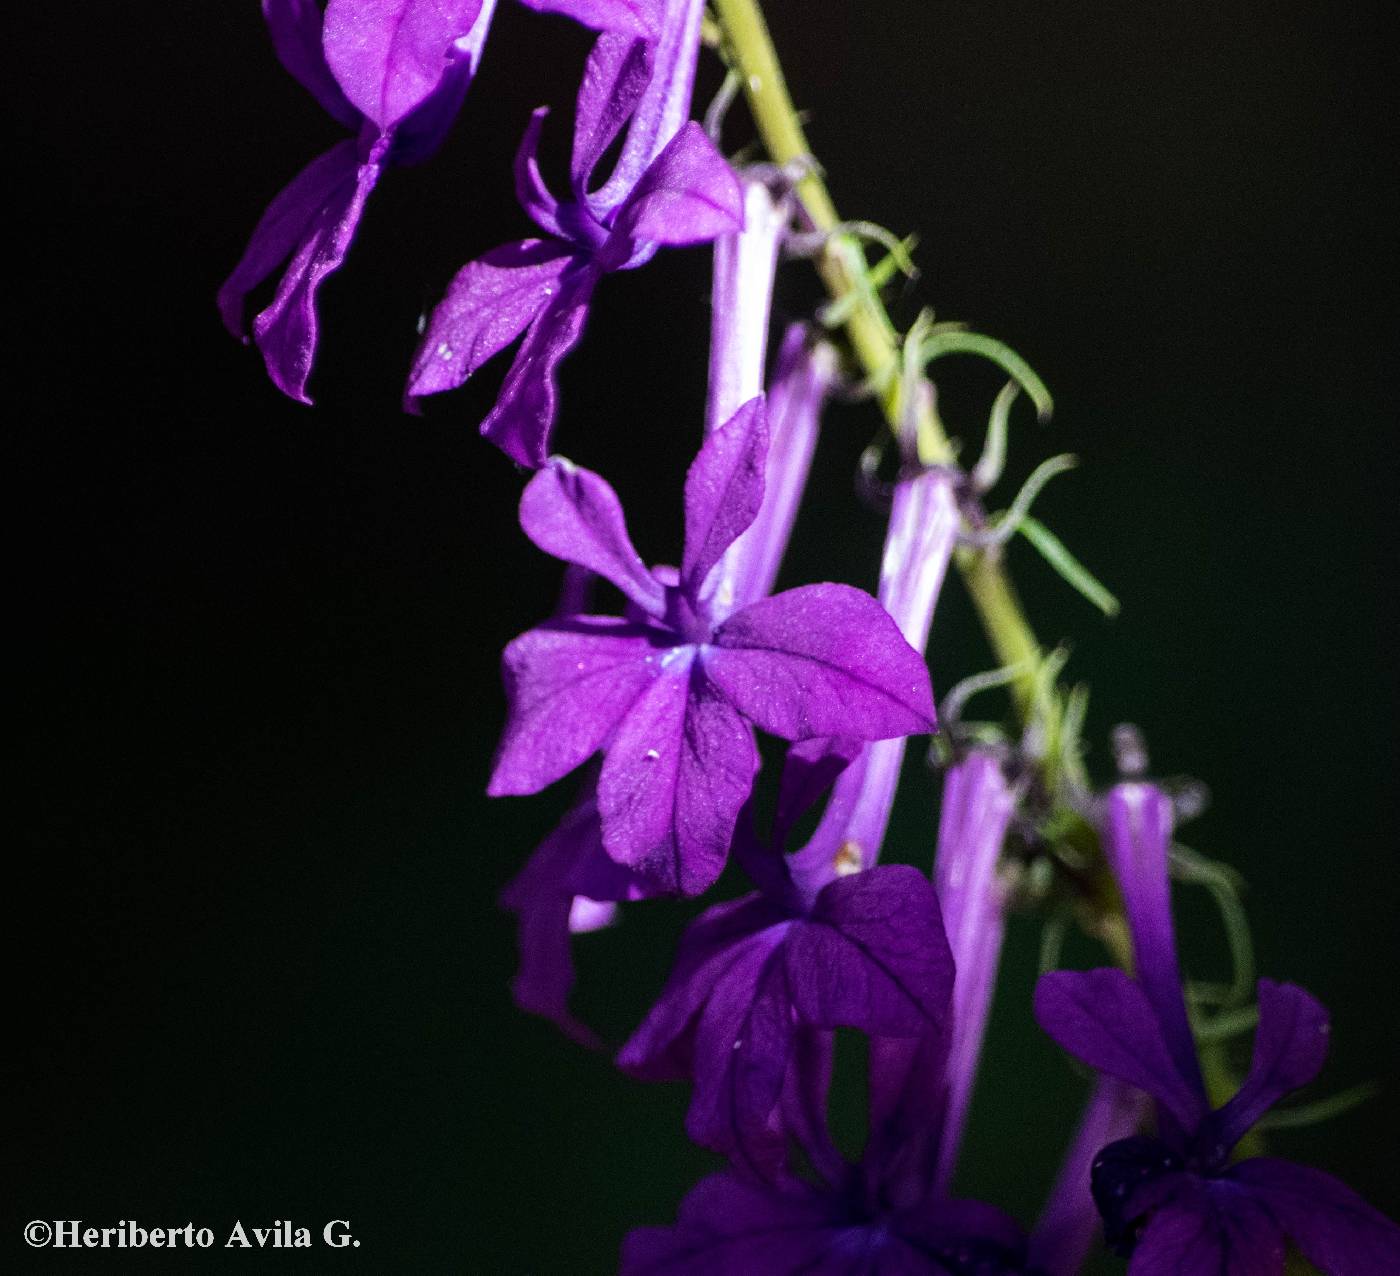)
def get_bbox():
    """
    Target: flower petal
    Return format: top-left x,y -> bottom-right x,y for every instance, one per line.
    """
686,932 -> 793,1171
571,33 -> 654,194
605,122 -> 743,258
617,894 -> 785,1080
1204,979 -> 1331,1158
500,787 -> 655,1045
261,0 -> 359,127
322,0 -> 486,130
1034,969 -> 1208,1133
680,398 -> 767,598
707,583 -> 935,742
598,657 -> 758,894
218,140 -> 360,341
519,0 -> 660,39
1230,1158 -> 1400,1274
406,239 -> 580,404
486,617 -> 659,796
479,267 -> 600,468
785,865 -> 953,1038
251,142 -> 386,403
519,459 -> 666,615
512,109 -> 565,238
621,1174 -> 839,1276
1131,1177 -> 1286,1276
